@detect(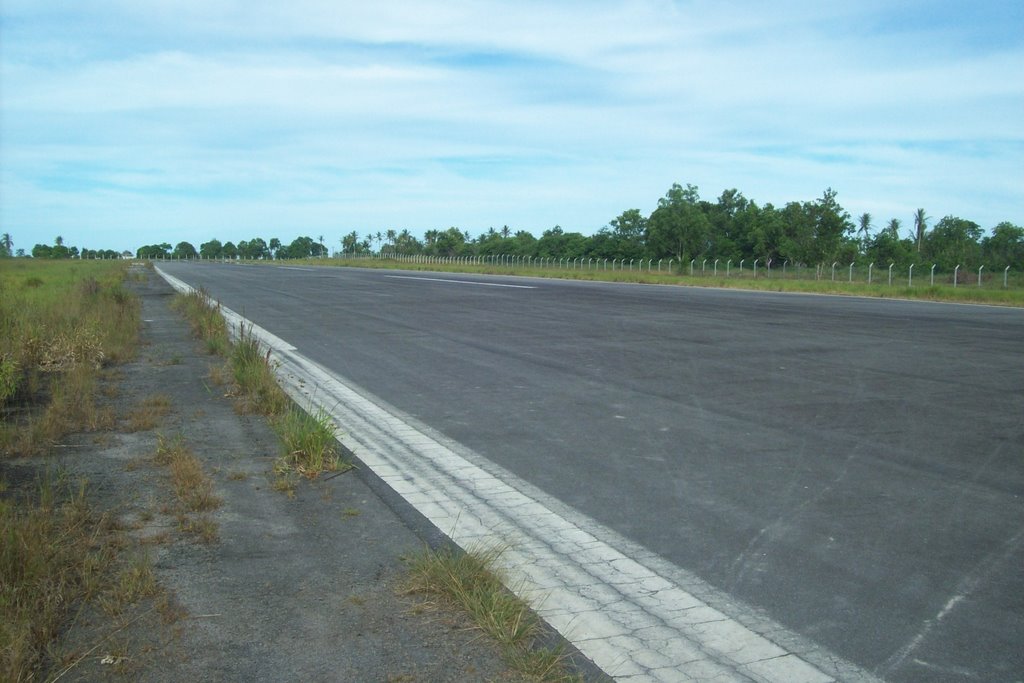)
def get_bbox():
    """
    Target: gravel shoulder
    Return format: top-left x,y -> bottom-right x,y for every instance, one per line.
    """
44,269 -> 531,682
